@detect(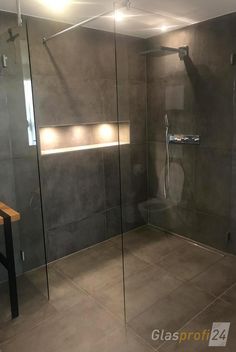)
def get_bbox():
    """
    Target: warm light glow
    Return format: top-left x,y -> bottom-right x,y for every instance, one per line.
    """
40,122 -> 130,155
114,10 -> 124,22
41,128 -> 58,146
41,0 -> 70,12
155,24 -> 179,32
73,126 -> 84,138
98,124 -> 114,142
160,25 -> 168,32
